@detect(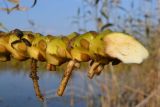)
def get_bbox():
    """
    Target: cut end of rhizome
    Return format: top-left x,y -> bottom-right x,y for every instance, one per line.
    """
104,32 -> 149,64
